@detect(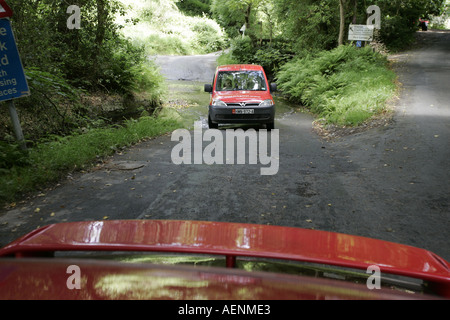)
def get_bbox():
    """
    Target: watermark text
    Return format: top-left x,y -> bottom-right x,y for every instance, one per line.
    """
171,121 -> 279,175
67,5 -> 81,30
